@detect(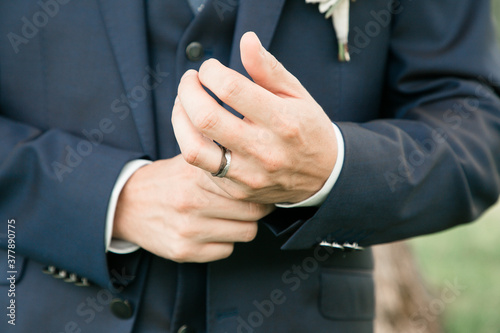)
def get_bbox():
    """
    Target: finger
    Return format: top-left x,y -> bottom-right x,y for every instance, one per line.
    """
169,160 -> 274,219
240,31 -> 308,98
198,58 -> 283,125
171,97 -> 223,174
186,243 -> 235,263
177,69 -> 248,148
191,219 -> 258,244
169,242 -> 235,263
198,191 -> 274,221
